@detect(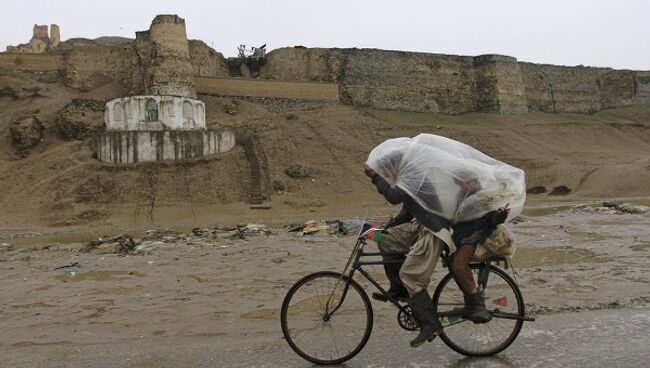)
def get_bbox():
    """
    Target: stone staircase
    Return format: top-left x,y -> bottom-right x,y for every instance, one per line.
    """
242,139 -> 265,206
